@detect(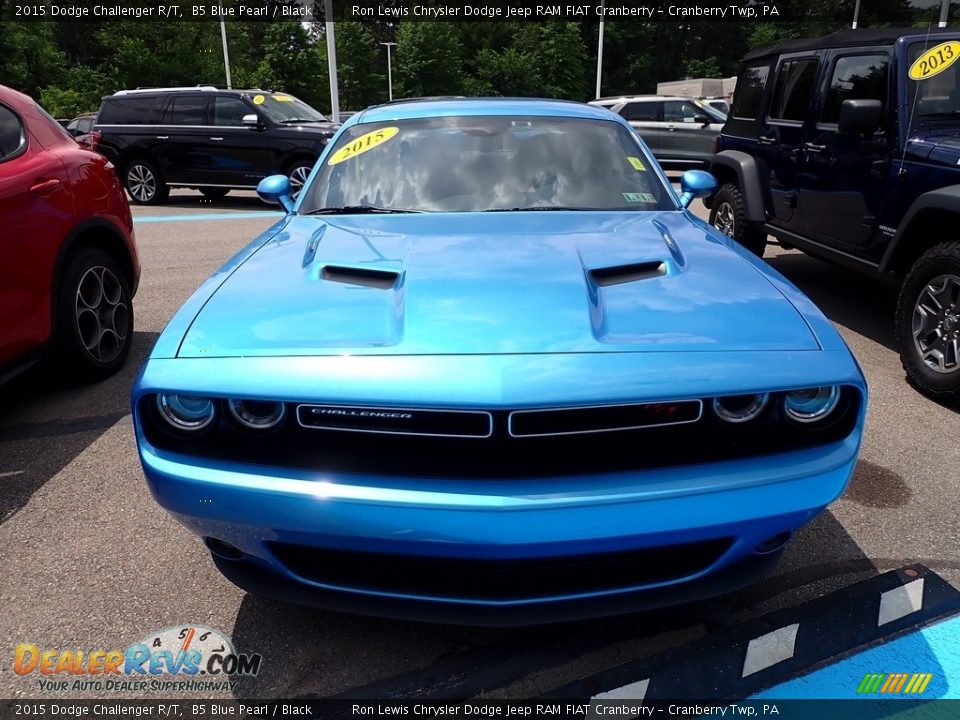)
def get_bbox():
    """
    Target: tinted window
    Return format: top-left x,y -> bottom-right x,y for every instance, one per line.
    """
769,59 -> 819,121
98,96 -> 164,125
0,104 -> 26,161
620,102 -> 658,122
213,96 -> 251,126
254,94 -> 327,123
306,116 -> 672,213
663,101 -> 699,123
731,64 -> 770,120
164,96 -> 208,125
822,54 -> 888,124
